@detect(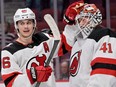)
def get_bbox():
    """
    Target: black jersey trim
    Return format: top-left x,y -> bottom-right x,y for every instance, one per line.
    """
2,42 -> 27,54
32,32 -> 49,45
2,32 -> 49,54
92,63 -> 116,70
4,73 -> 18,86
88,26 -> 116,42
